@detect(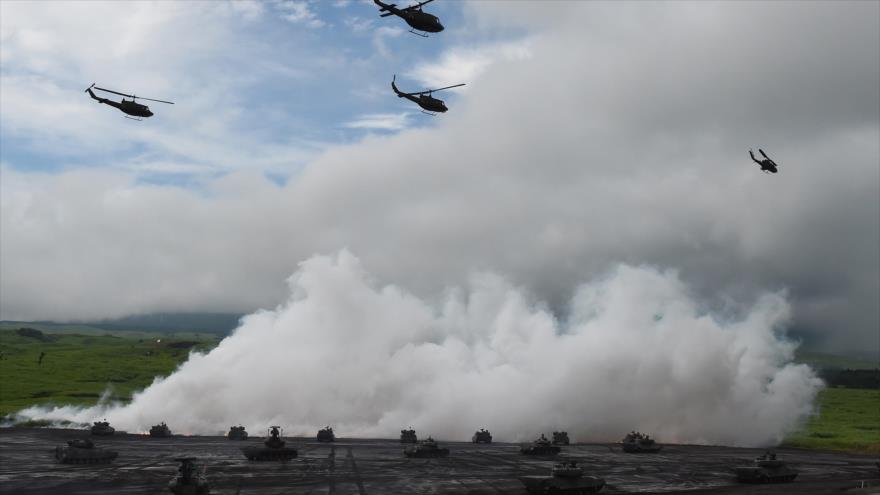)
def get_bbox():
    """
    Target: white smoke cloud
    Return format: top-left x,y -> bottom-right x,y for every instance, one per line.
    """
17,251 -> 822,446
